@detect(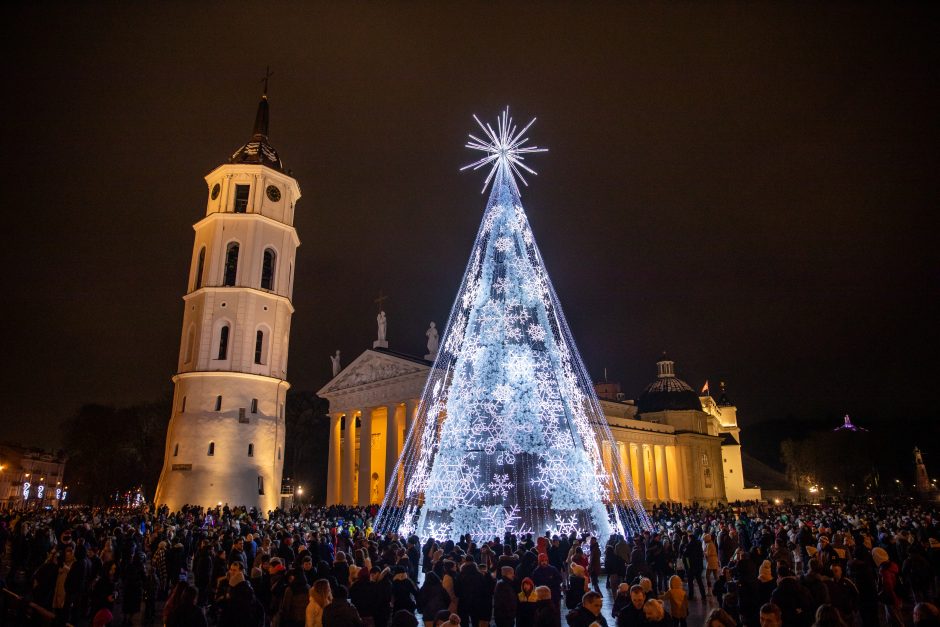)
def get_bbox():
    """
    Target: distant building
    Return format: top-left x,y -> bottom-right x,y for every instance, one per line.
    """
0,444 -> 68,510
